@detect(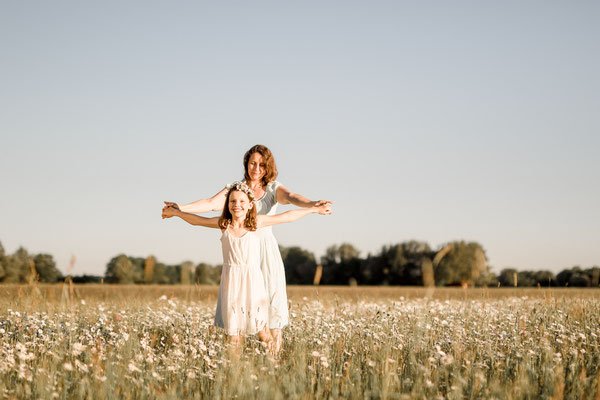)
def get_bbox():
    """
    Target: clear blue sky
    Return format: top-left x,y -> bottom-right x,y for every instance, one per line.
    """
1,1 -> 599,276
